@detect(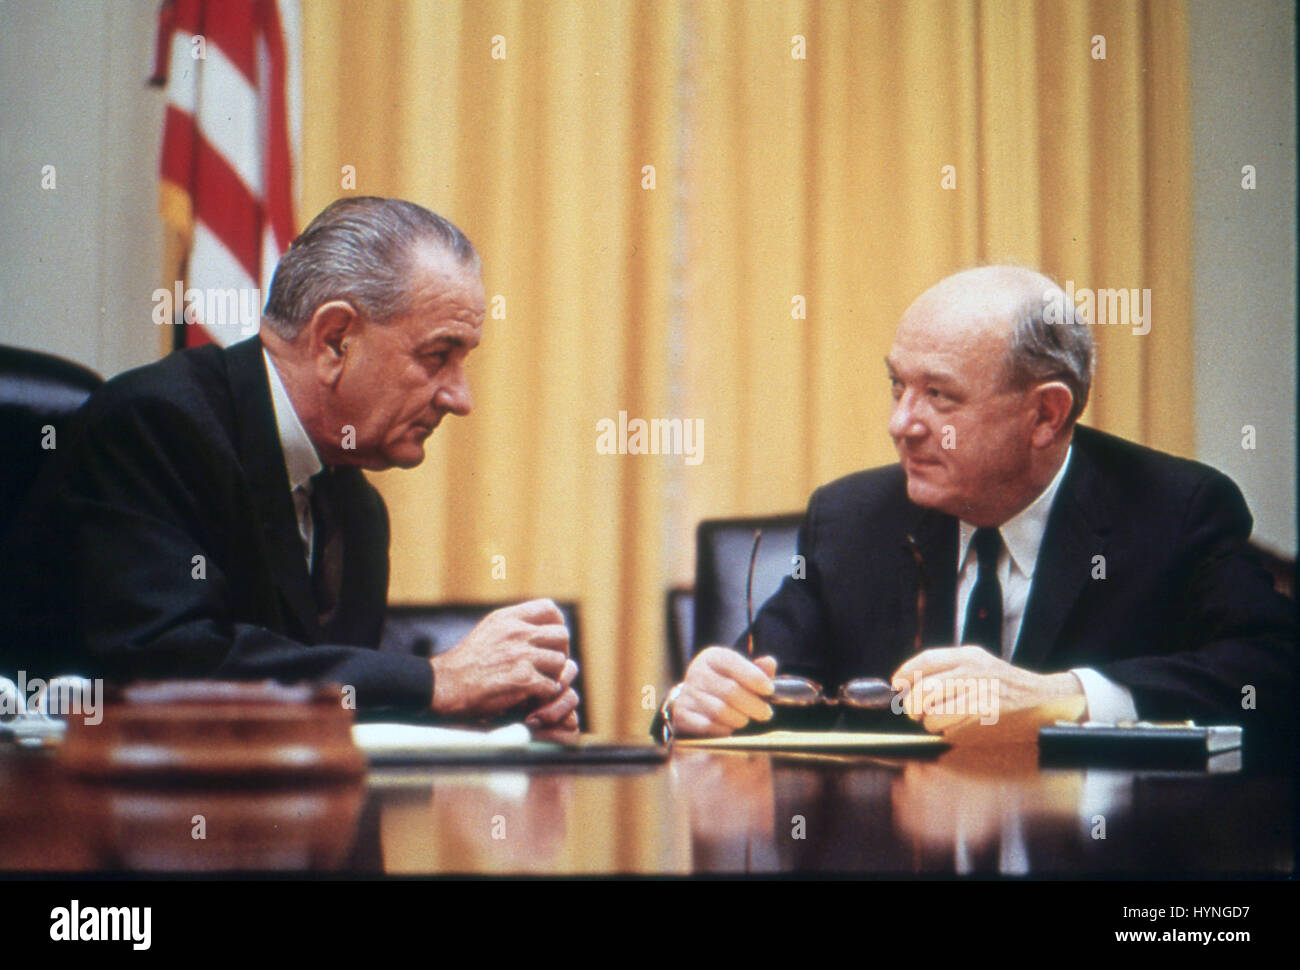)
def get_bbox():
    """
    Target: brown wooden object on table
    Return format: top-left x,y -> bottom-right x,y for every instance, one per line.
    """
58,680 -> 366,783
